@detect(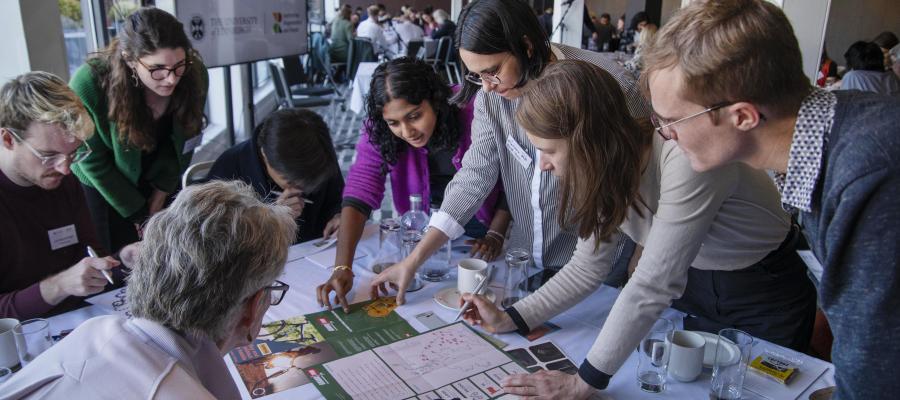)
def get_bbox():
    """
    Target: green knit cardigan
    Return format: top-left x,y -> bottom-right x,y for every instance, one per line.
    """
70,59 -> 208,220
